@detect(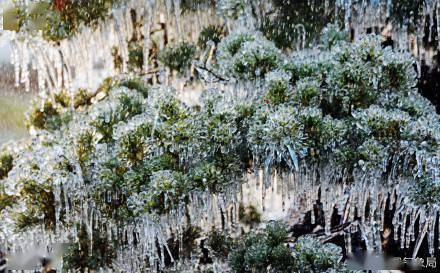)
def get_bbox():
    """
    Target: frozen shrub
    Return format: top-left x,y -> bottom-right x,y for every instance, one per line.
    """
320,23 -> 349,49
228,223 -> 349,273
190,162 -> 230,193
75,130 -> 96,164
137,170 -> 189,214
30,89 -> 95,130
120,77 -> 149,98
117,92 -> 144,119
158,42 -> 197,74
154,93 -> 190,123
326,60 -> 379,115
122,153 -> 179,195
0,152 -> 13,180
280,51 -> 332,84
73,88 -> 94,108
117,123 -> 152,165
97,77 -> 116,94
264,70 -> 291,105
357,139 -> 387,169
325,35 -> 416,116
90,89 -> 145,143
297,107 -> 346,155
26,100 -> 67,130
410,176 -> 440,206
265,221 -> 288,248
293,77 -> 321,106
197,105 -> 241,168
248,105 -> 307,170
233,101 -> 257,149
330,105 -> 413,168
292,236 -> 348,273
231,39 -> 282,80
239,204 -> 261,226
162,116 -> 198,150
63,224 -> 115,272
54,90 -> 71,108
380,49 -> 417,92
15,179 -> 56,230
217,32 -> 256,60
207,230 -> 233,257
180,0 -> 214,13
404,116 -> 440,145
229,222 -> 293,273
217,31 -> 281,79
198,24 -> 225,49
51,87 -> 100,109
352,105 -> 411,141
90,111 -> 119,143
395,94 -> 435,118
128,41 -> 144,72
0,192 -> 15,212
